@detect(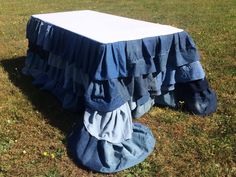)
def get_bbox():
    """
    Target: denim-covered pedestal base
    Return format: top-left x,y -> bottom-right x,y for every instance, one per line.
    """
67,122 -> 155,173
